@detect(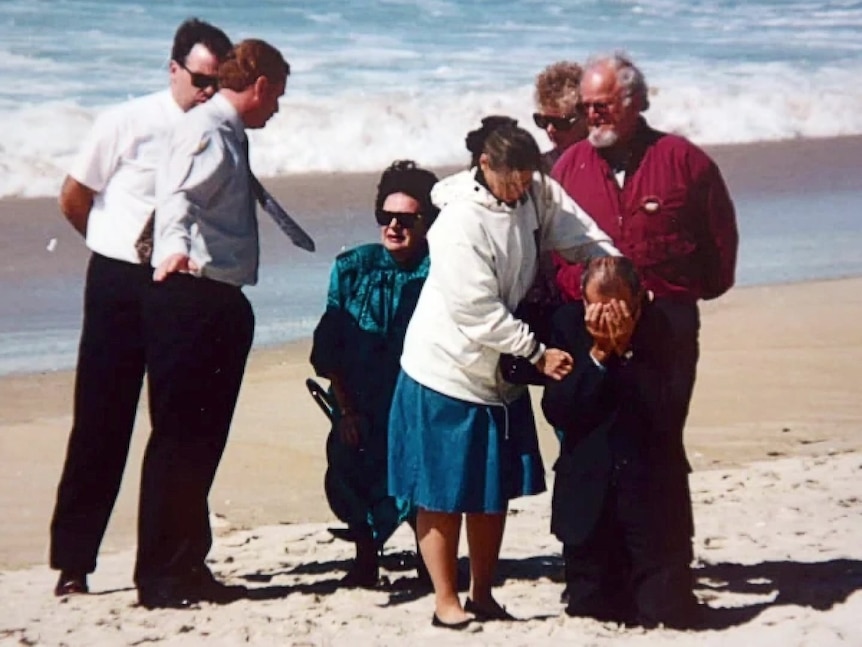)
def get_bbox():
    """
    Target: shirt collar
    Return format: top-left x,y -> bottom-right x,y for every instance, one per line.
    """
209,92 -> 246,141
596,117 -> 658,174
161,88 -> 185,119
